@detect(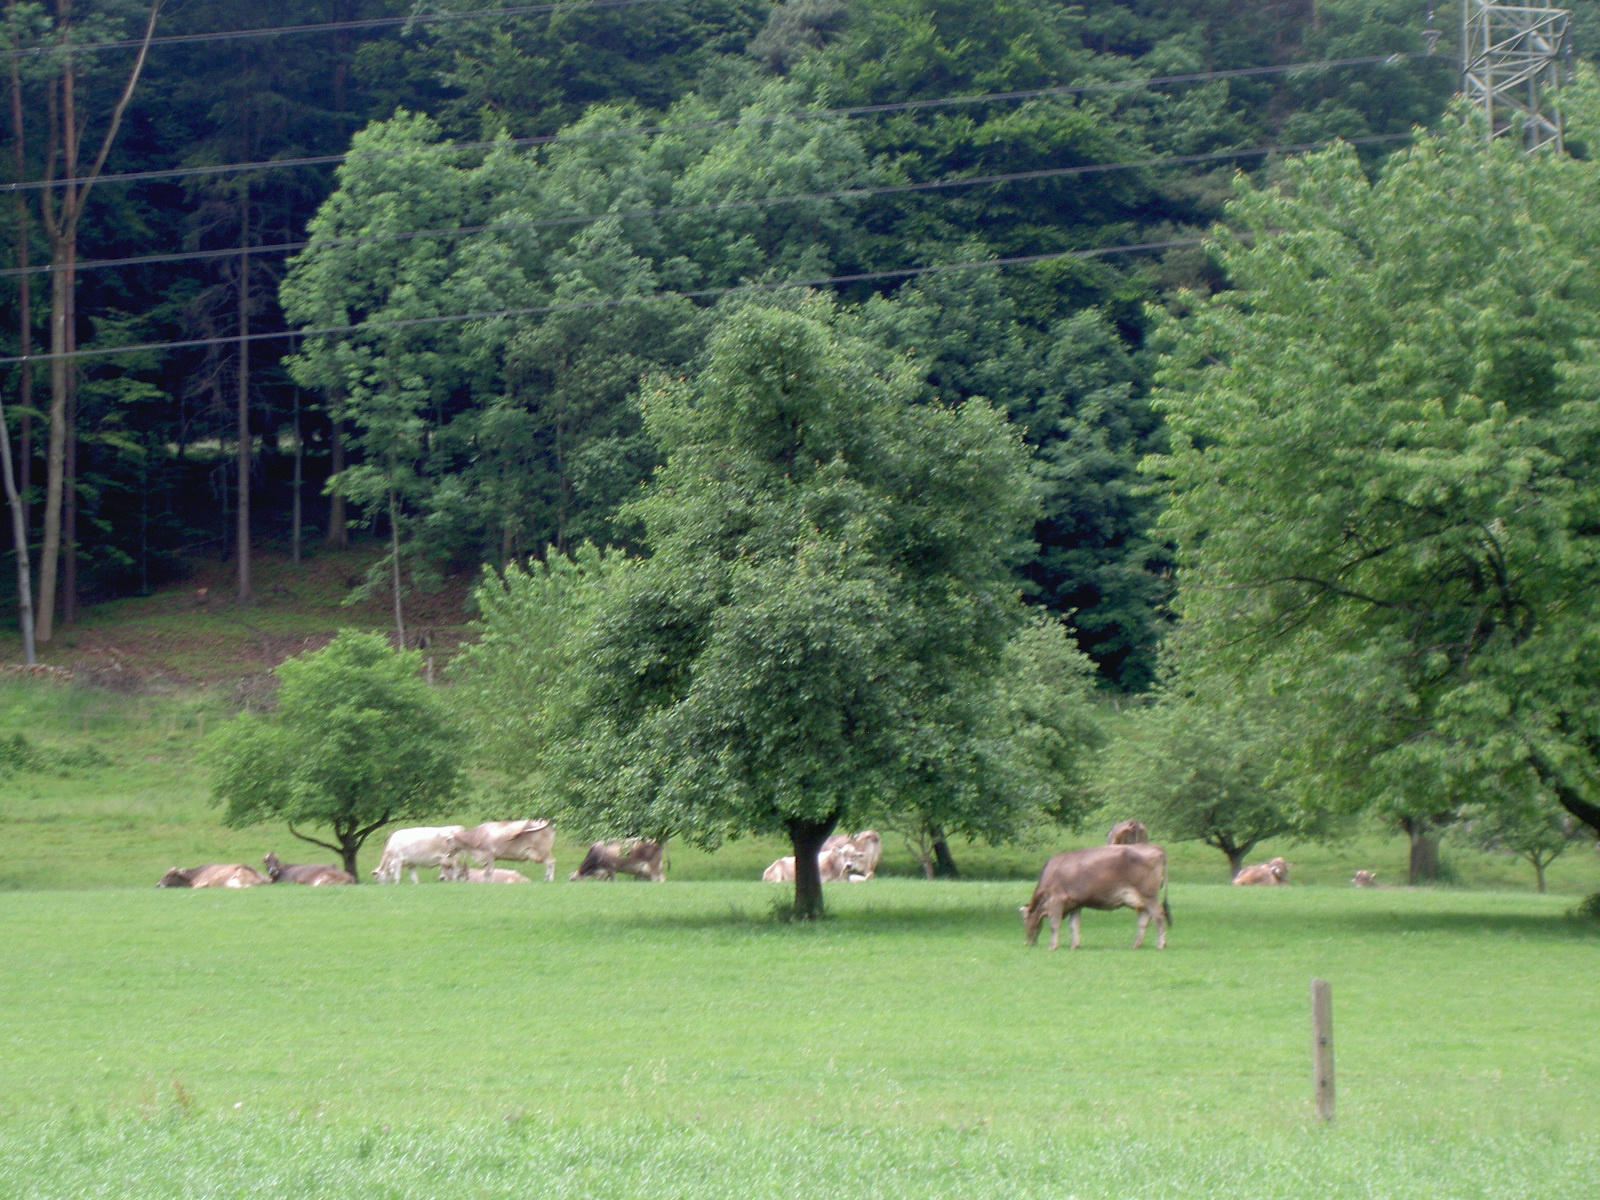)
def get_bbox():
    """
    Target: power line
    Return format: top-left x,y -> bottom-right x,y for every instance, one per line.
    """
0,132 -> 1412,280
0,239 -> 1214,366
0,51 -> 1435,195
0,0 -> 690,61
